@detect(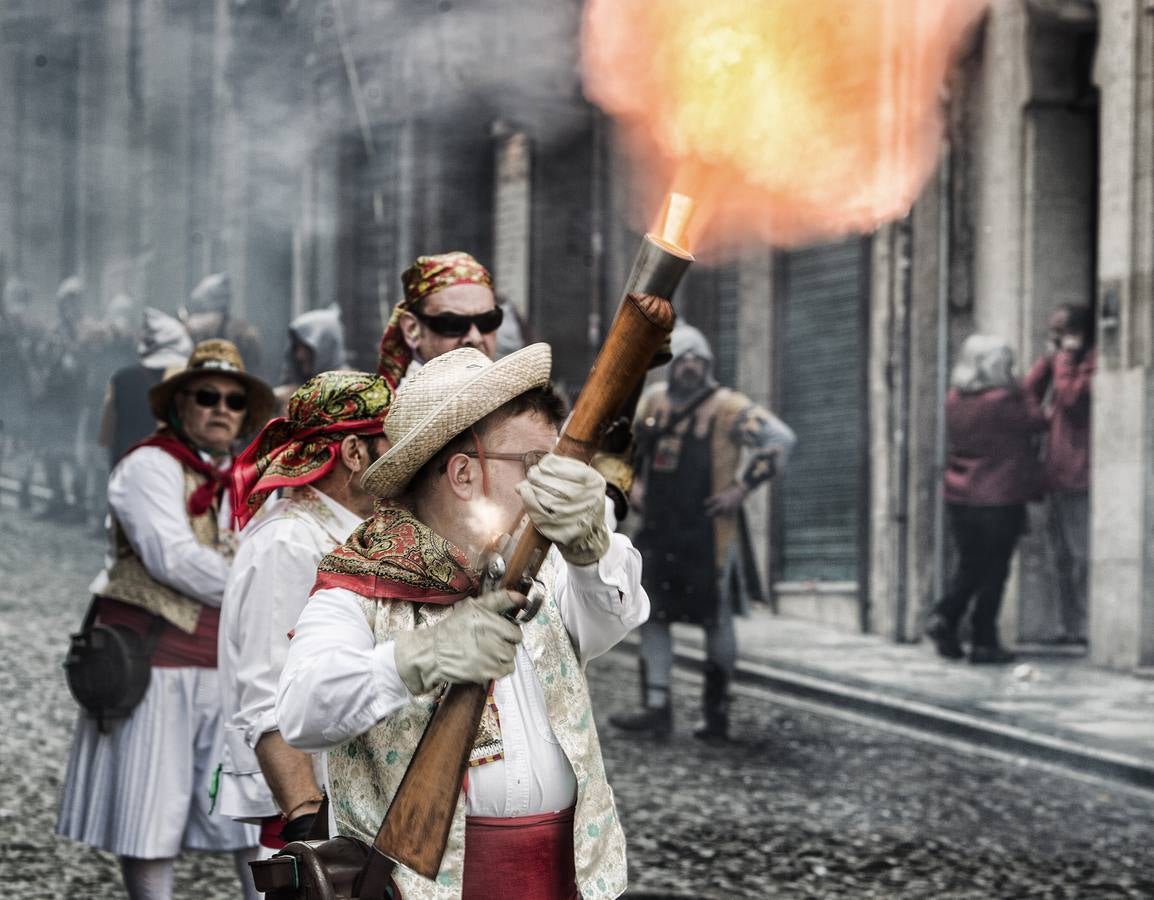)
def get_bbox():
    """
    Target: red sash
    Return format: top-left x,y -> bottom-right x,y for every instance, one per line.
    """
462,807 -> 578,900
95,597 -> 219,668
